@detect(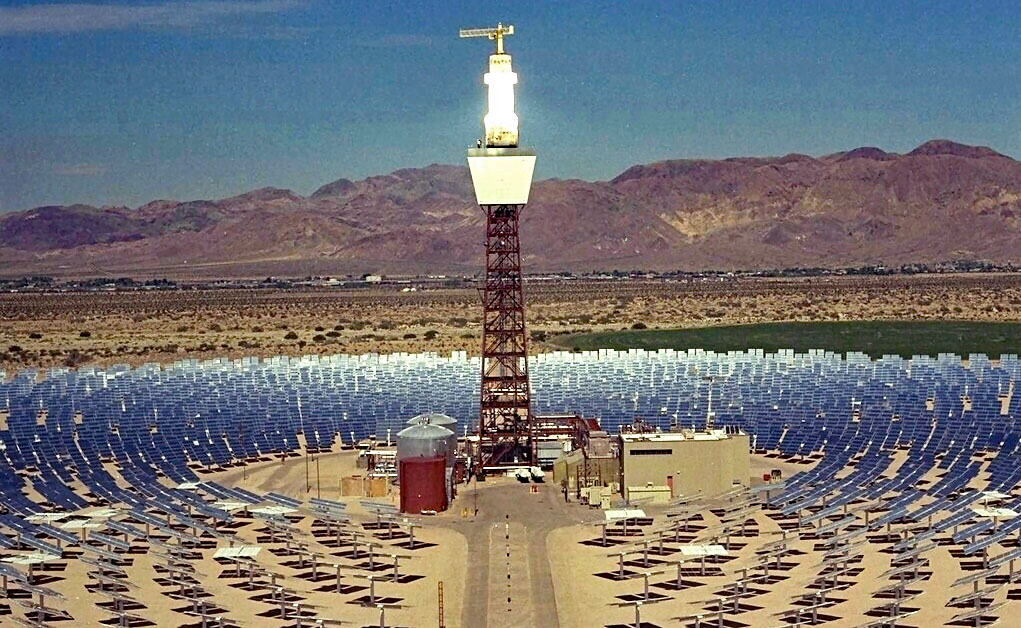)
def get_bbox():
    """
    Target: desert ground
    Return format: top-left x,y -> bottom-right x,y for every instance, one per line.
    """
2,273 -> 1019,372
545,448 -> 1018,628
2,442 -> 469,628
7,444 -> 1019,628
